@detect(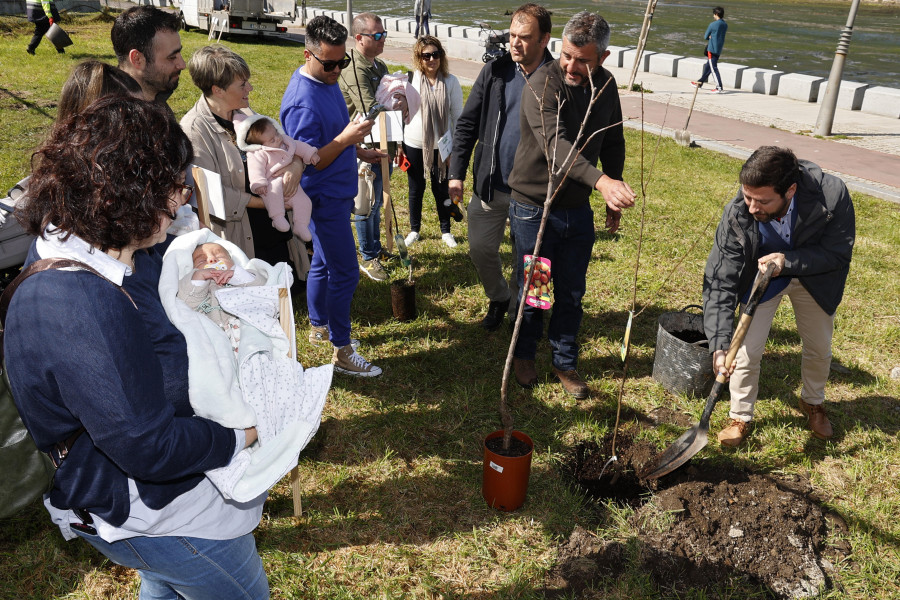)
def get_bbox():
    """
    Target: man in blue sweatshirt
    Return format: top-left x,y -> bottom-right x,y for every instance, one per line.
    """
281,16 -> 385,377
691,6 -> 727,93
